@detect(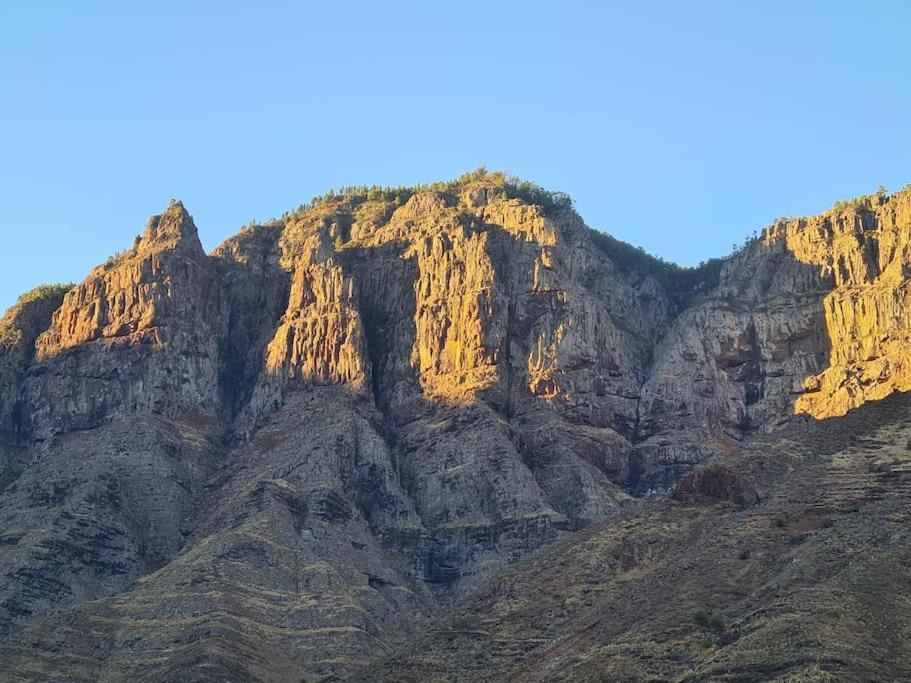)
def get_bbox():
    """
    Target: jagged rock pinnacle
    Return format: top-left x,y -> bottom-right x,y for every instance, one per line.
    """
141,199 -> 203,251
